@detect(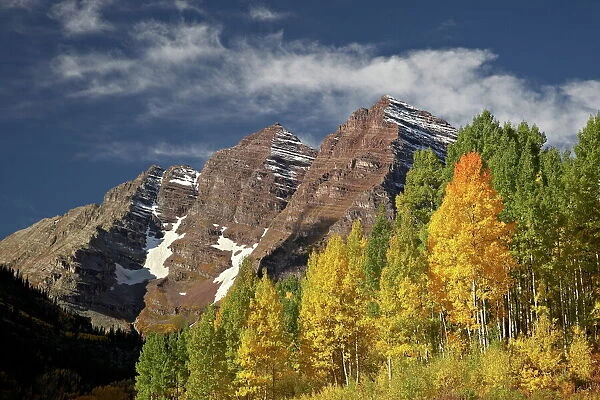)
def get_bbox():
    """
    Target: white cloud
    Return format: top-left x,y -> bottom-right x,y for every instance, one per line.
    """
49,0 -> 113,35
79,140 -> 215,162
248,5 -> 289,22
133,21 -> 225,63
173,0 -> 203,13
50,21 -> 600,146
